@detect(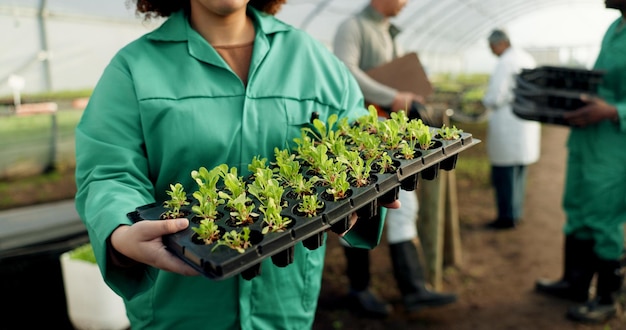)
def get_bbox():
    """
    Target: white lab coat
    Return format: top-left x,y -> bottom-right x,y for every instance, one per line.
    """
482,47 -> 541,166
